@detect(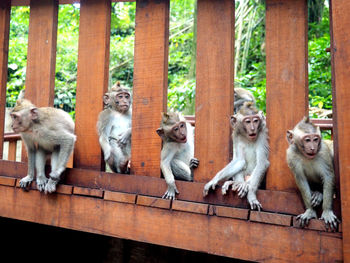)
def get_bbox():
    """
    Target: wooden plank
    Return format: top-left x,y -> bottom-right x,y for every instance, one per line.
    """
194,0 -> 234,182
0,176 -> 16,187
0,1 -> 10,159
137,195 -> 170,209
172,200 -> 208,215
330,0 -> 350,261
11,0 -> 134,6
25,0 -> 58,107
250,211 -> 292,227
104,191 -> 136,204
131,0 -> 169,177
73,186 -> 104,198
8,141 -> 17,161
265,0 -> 308,191
0,185 -> 342,262
74,0 -> 111,170
210,205 -> 249,220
